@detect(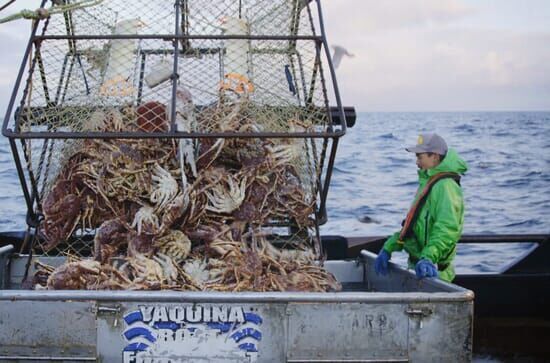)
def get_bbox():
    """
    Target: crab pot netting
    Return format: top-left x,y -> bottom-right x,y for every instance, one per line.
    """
4,0 -> 344,260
